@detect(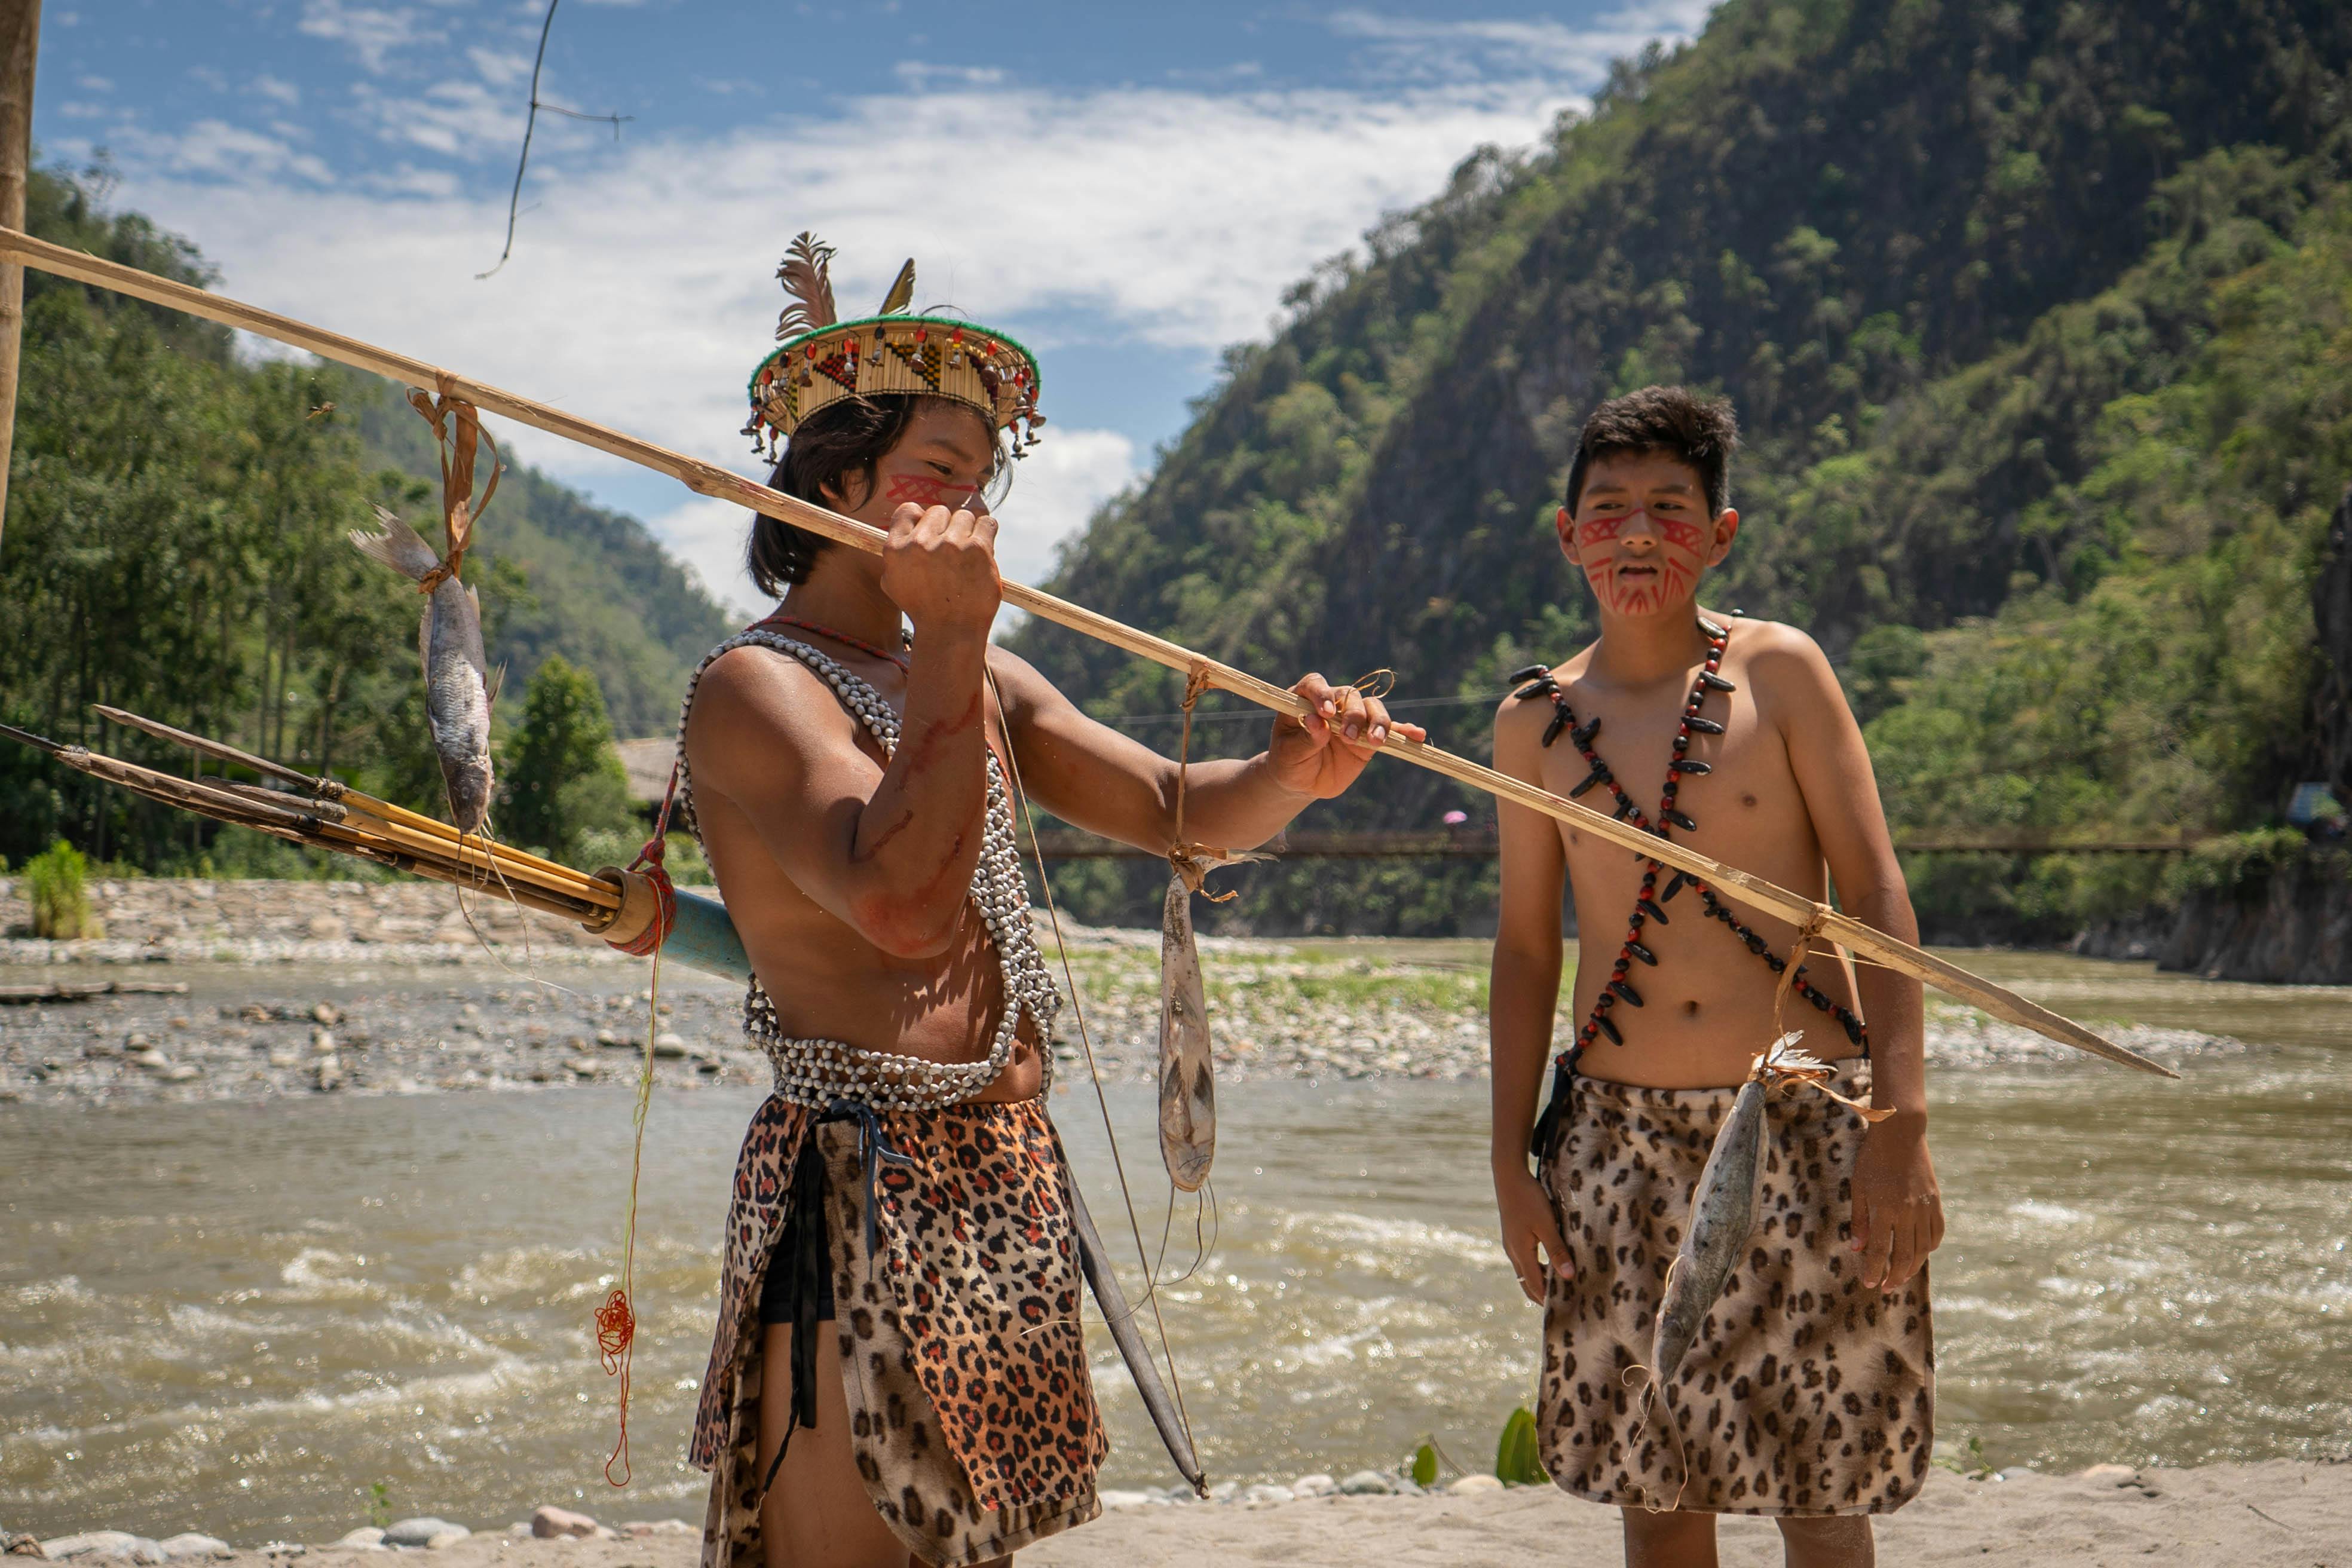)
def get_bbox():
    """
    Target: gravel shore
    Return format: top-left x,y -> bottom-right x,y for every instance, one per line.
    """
10,1462 -> 2348,1567
0,878 -> 2242,1108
